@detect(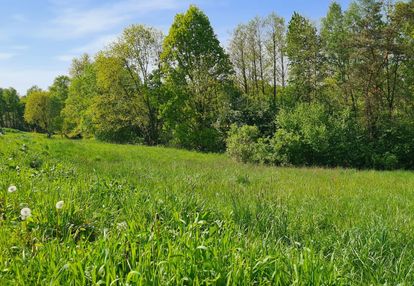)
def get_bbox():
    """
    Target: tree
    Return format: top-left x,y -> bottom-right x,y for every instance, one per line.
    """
321,2 -> 355,109
392,0 -> 414,118
345,0 -> 386,137
24,91 -> 59,137
50,76 -> 70,104
26,86 -> 42,96
161,5 -> 234,151
1,88 -> 24,129
62,54 -> 97,137
265,12 -> 287,104
382,0 -> 414,118
92,25 -> 165,144
286,13 -> 322,103
49,75 -> 70,134
229,24 -> 250,94
247,17 -> 268,96
93,53 -> 141,142
0,89 -> 5,128
228,14 -> 286,135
